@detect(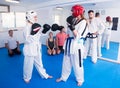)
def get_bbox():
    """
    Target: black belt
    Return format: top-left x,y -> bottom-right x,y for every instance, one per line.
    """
87,33 -> 97,39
